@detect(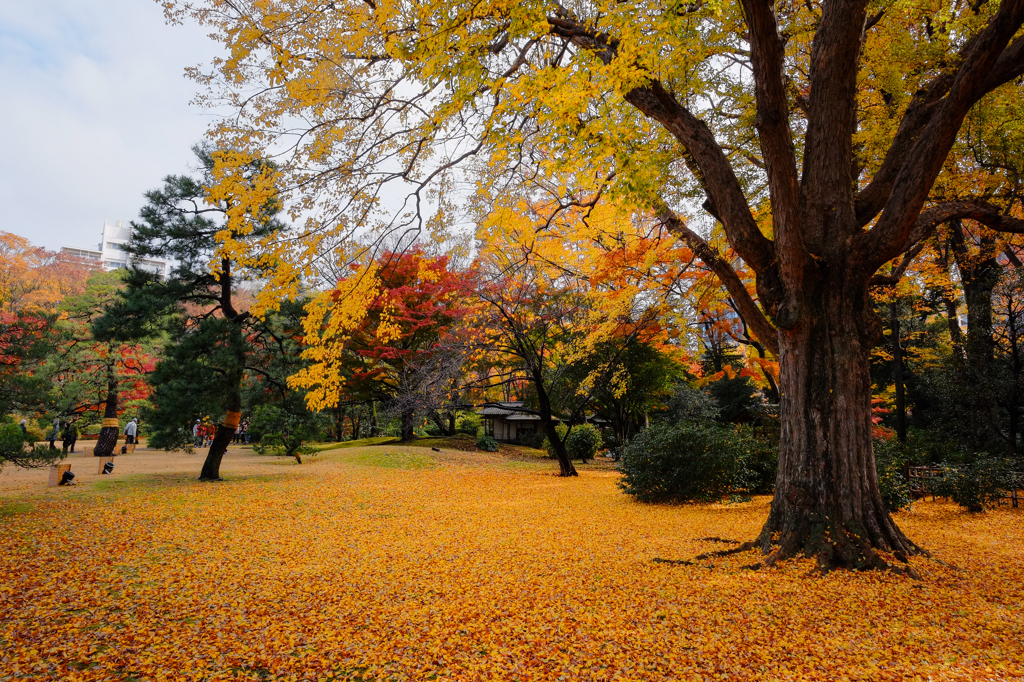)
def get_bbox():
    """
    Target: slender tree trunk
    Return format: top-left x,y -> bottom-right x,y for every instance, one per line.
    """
199,322 -> 245,481
755,279 -> 919,571
93,362 -> 119,456
951,224 -> 1002,451
533,372 -> 577,477
199,397 -> 240,481
1010,325 -> 1020,455
448,411 -> 456,436
890,302 -> 907,443
400,408 -> 416,441
370,402 -> 379,436
944,295 -> 964,361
